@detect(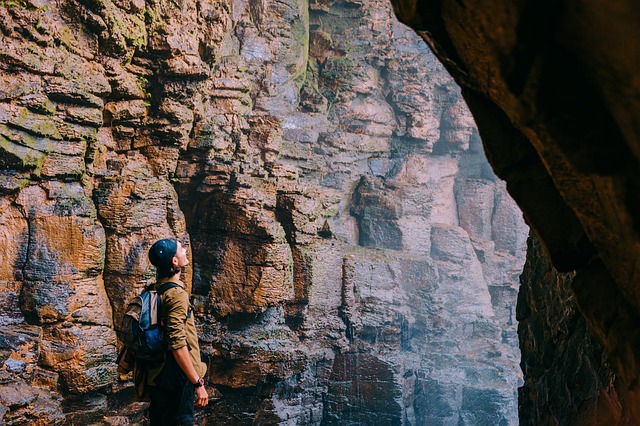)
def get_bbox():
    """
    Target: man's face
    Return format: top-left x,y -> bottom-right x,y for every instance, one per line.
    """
173,241 -> 189,268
